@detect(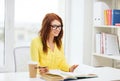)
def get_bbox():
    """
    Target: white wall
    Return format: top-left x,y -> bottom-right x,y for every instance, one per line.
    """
65,0 -> 93,65
0,0 -> 15,72
0,0 -> 93,72
65,0 -> 84,65
83,0 -> 93,65
5,0 -> 15,72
